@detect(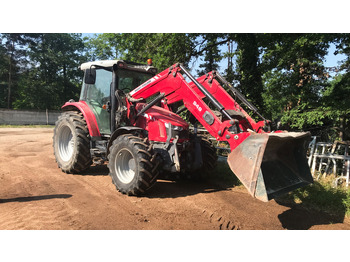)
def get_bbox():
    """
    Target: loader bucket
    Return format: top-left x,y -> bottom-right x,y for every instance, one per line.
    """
227,132 -> 313,202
